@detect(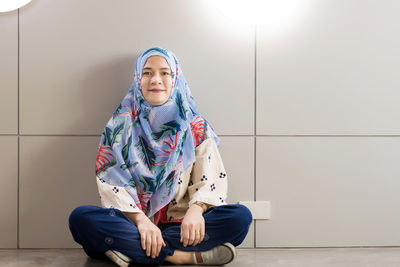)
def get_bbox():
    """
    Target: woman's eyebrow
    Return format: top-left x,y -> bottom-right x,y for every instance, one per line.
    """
143,67 -> 170,70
